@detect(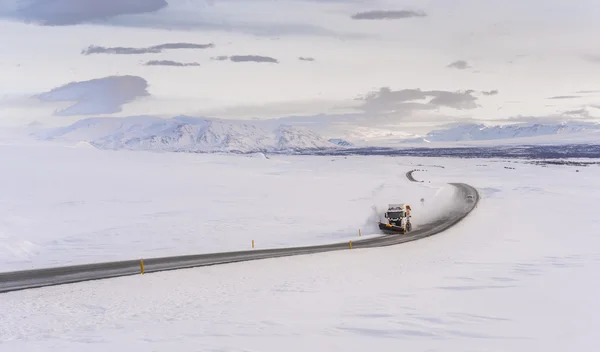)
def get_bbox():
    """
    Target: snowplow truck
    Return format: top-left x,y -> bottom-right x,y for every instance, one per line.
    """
378,203 -> 412,234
